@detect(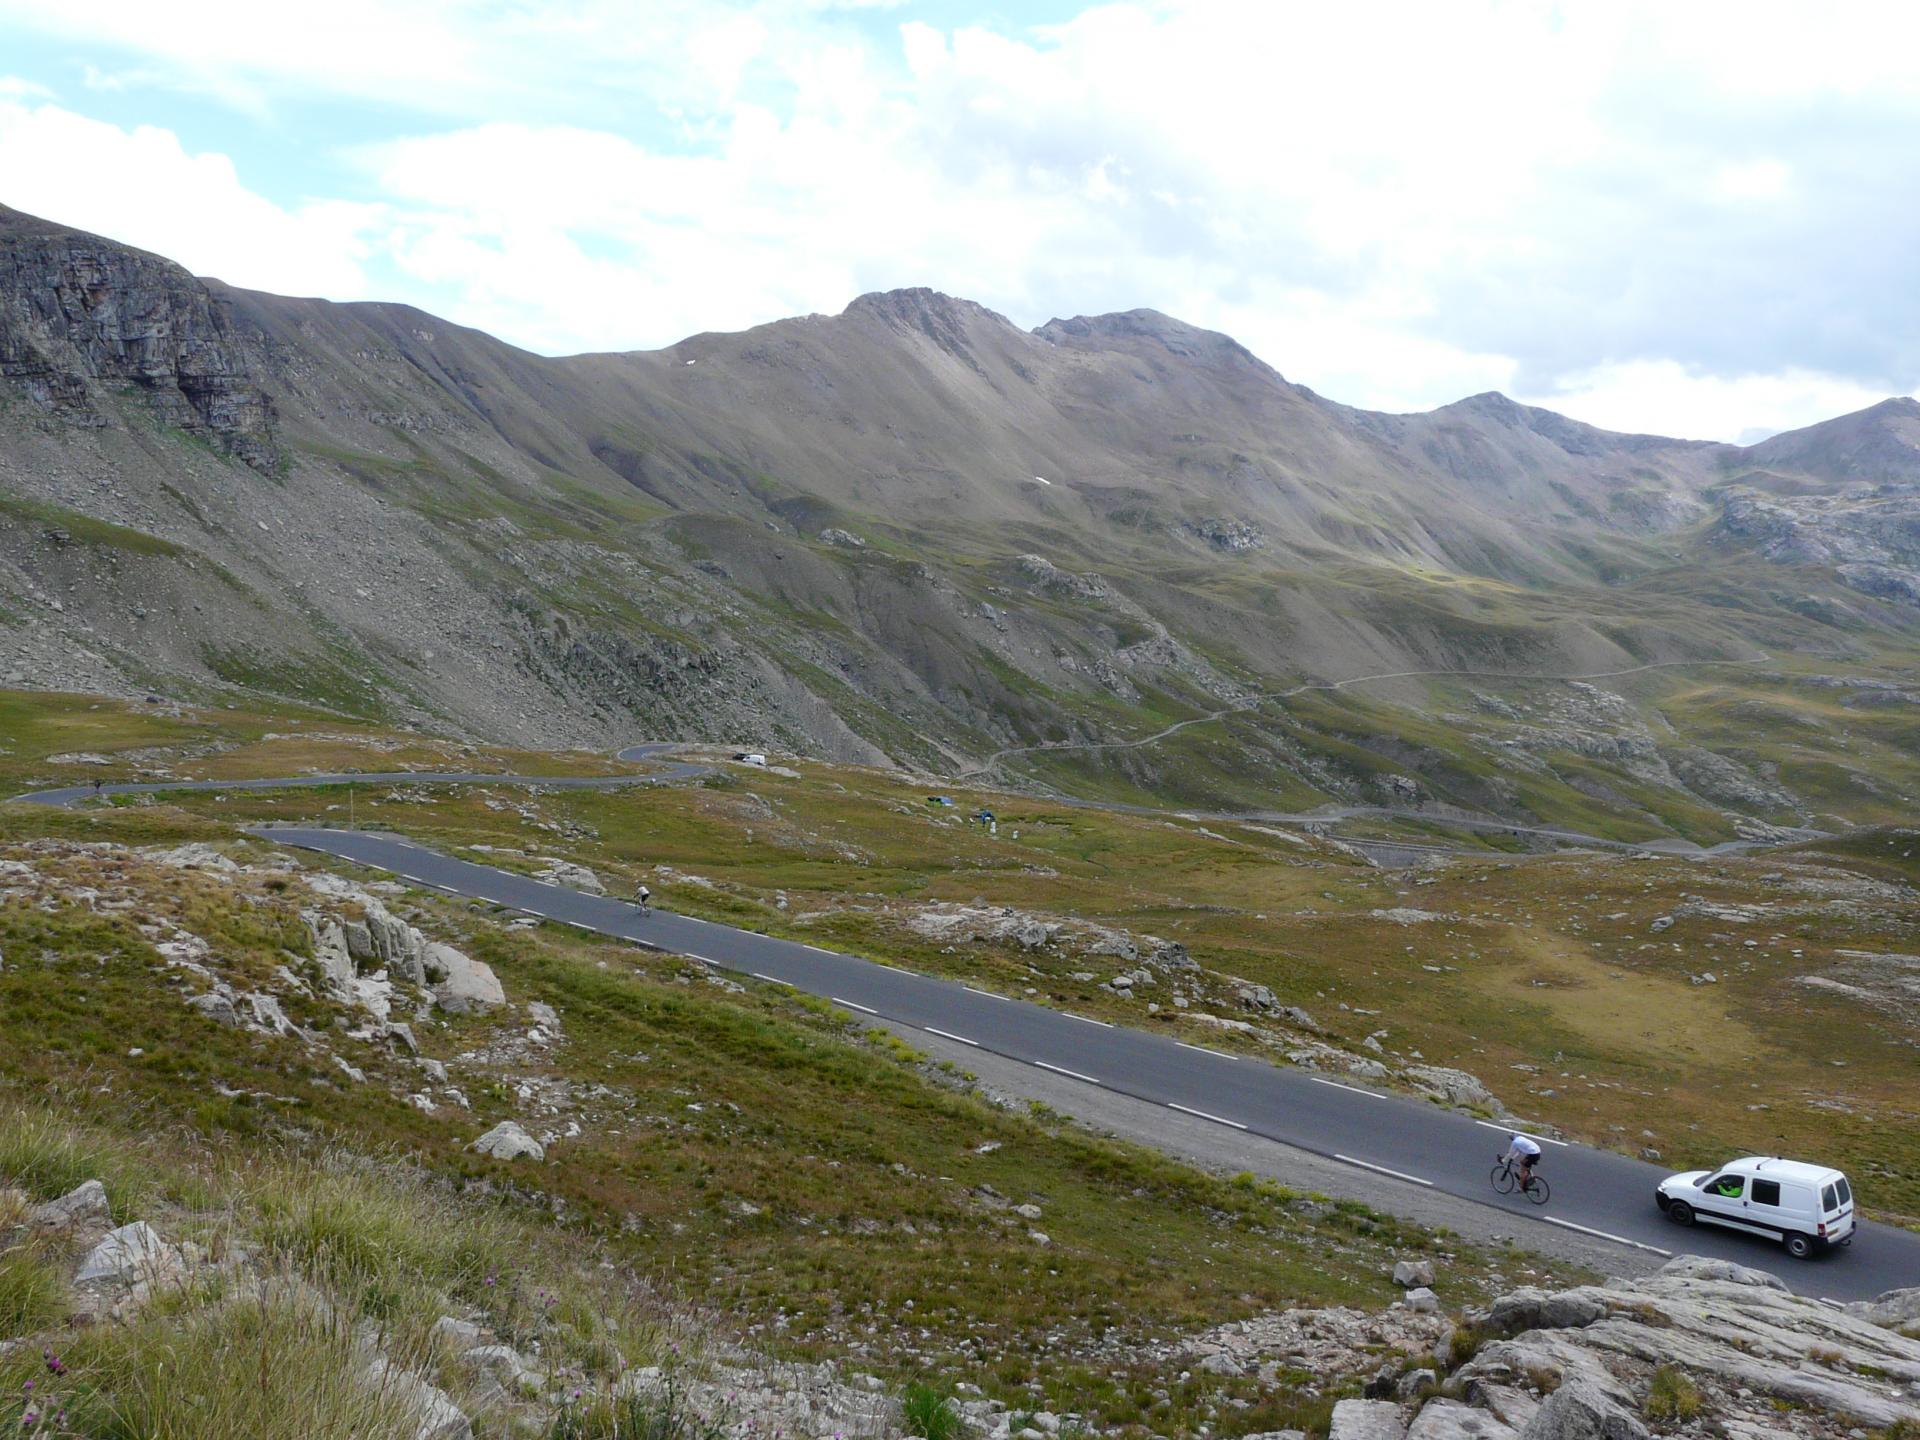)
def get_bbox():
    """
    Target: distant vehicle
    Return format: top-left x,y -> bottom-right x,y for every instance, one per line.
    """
1656,1157 -> 1855,1258
734,752 -> 768,767
927,795 -> 954,807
